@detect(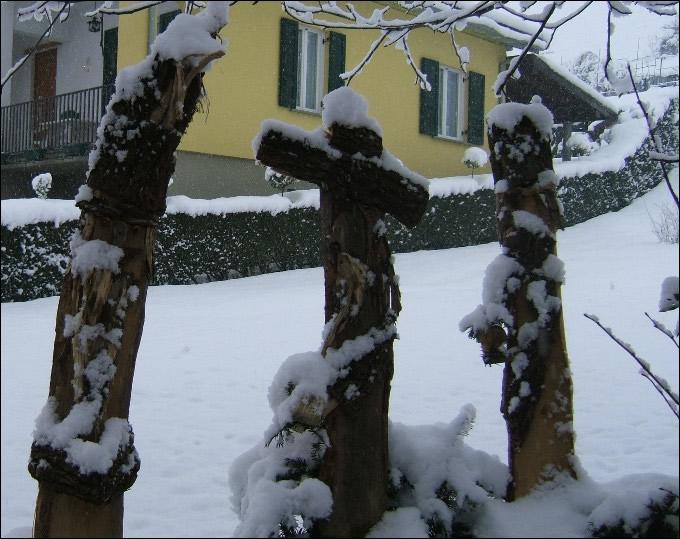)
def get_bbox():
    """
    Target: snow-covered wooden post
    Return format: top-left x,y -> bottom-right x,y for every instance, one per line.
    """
255,87 -> 428,537
27,6 -> 227,537
461,97 -> 577,501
